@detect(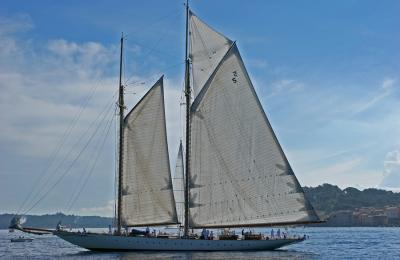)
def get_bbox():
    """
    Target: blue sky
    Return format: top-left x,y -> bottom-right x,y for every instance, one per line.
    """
0,0 -> 399,216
